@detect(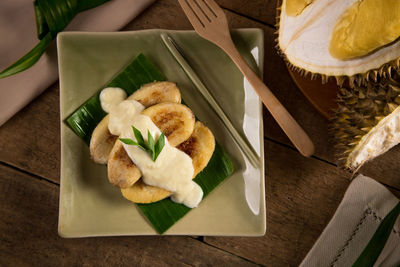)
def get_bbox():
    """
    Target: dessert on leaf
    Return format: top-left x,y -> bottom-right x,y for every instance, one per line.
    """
89,81 -> 215,208
65,53 -> 234,234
